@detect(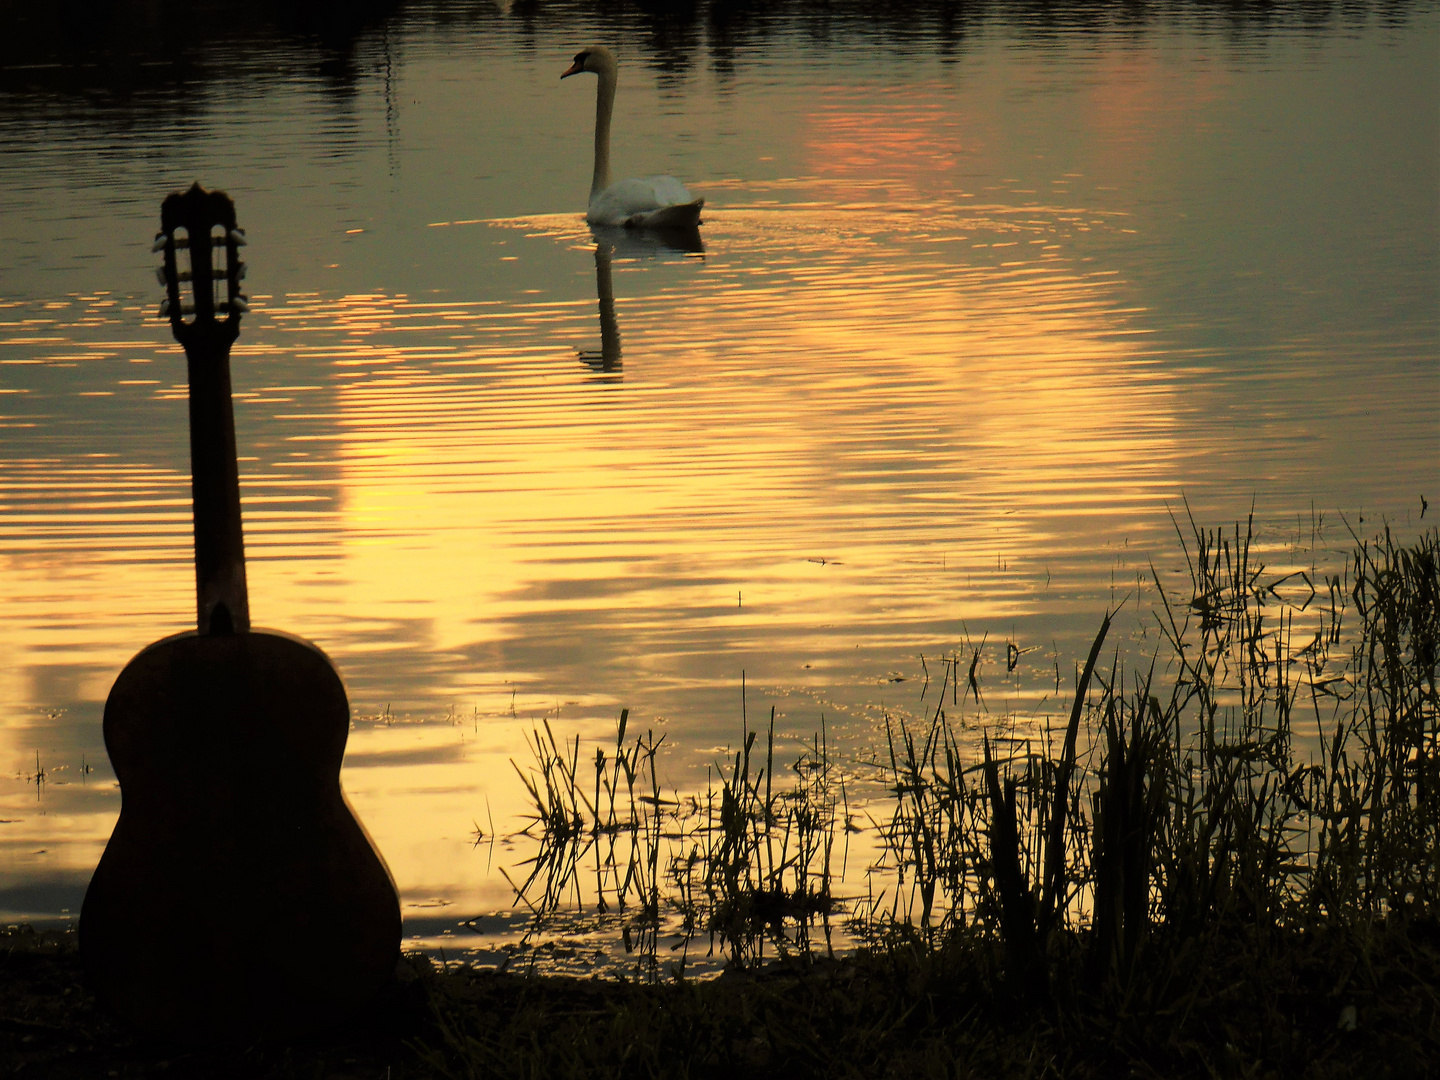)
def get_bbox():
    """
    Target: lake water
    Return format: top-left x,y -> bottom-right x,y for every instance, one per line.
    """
1,1 -> 1436,962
